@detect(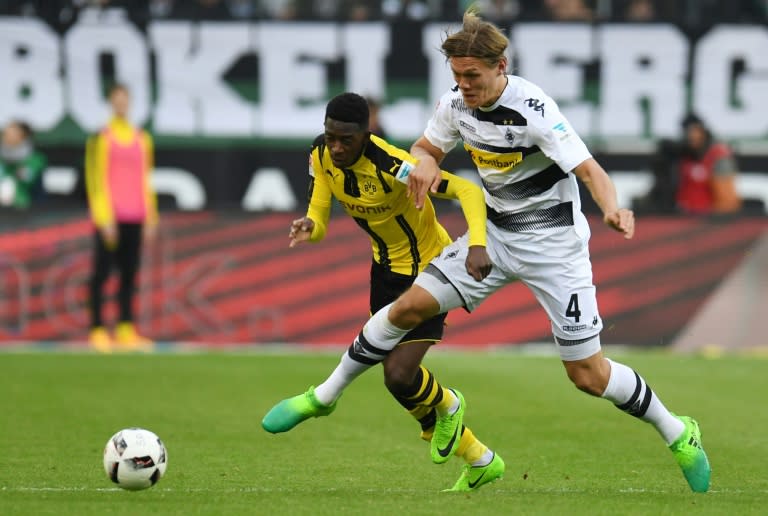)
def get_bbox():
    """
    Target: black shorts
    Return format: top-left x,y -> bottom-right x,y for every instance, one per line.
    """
370,261 -> 447,344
